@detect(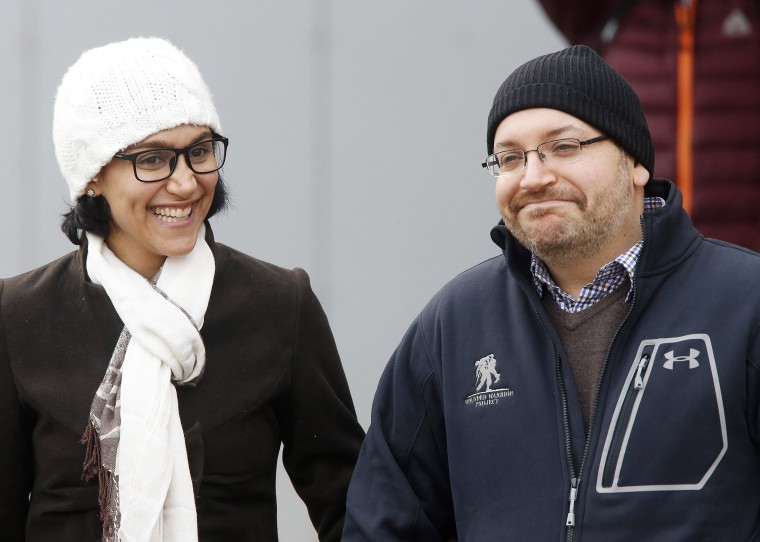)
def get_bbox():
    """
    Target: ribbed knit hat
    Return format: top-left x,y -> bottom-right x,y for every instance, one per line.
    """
486,44 -> 654,176
53,37 -> 222,203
